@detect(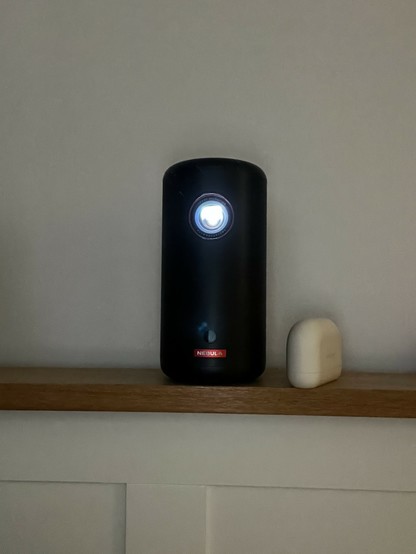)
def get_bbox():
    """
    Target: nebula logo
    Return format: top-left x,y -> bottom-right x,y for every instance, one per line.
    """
194,349 -> 227,358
